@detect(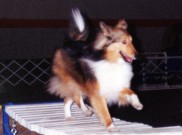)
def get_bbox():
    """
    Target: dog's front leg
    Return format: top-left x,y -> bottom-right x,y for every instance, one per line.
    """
118,88 -> 143,110
89,94 -> 117,131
